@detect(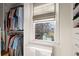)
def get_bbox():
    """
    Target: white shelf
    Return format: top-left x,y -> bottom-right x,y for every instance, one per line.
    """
8,30 -> 23,34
